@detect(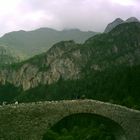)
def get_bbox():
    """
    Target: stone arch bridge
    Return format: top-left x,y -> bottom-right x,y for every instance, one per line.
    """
0,99 -> 140,140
